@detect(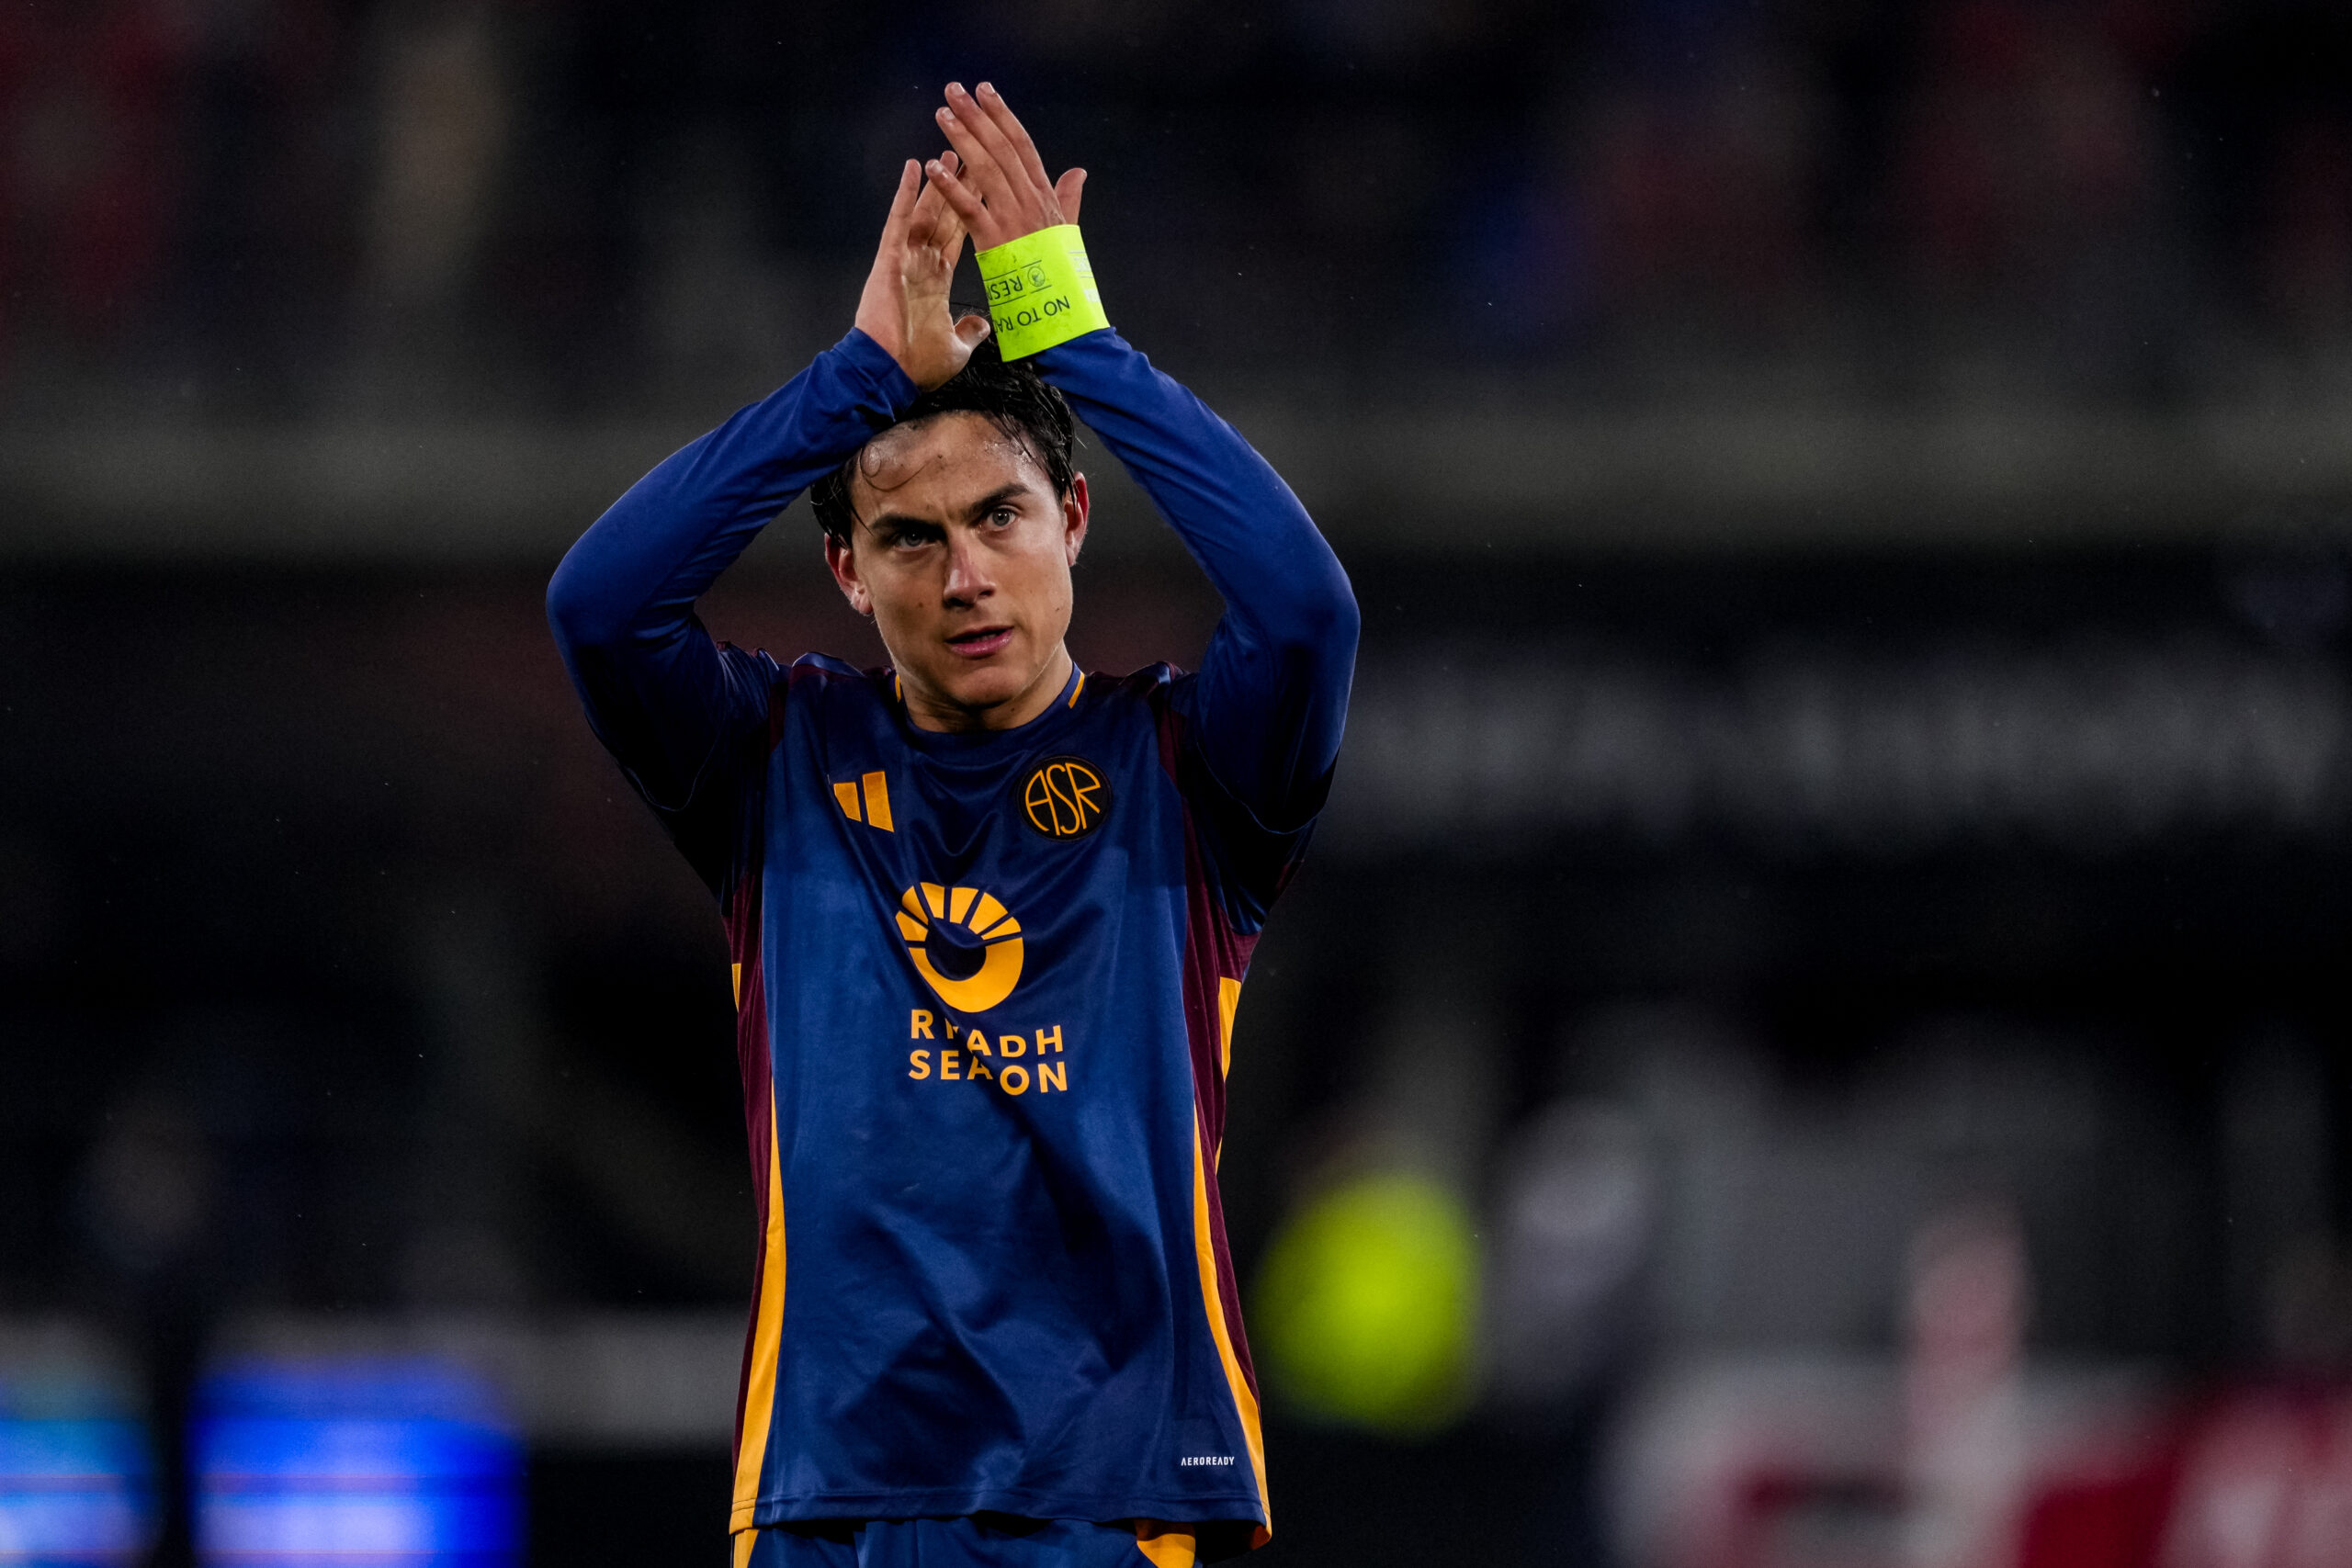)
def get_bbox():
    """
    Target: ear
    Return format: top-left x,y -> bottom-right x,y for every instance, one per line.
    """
825,533 -> 874,617
1061,473 -> 1091,567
